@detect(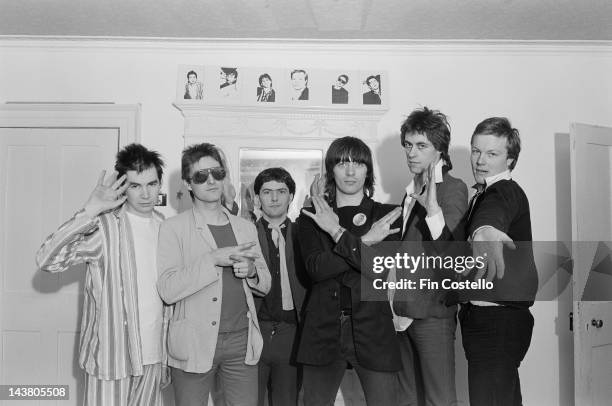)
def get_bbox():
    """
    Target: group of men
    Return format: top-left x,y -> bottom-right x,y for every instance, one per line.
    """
37,106 -> 535,406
